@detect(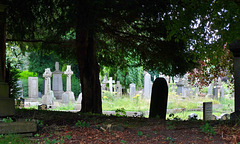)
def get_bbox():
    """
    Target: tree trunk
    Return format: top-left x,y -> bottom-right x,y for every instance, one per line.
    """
76,30 -> 102,114
0,8 -> 6,82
